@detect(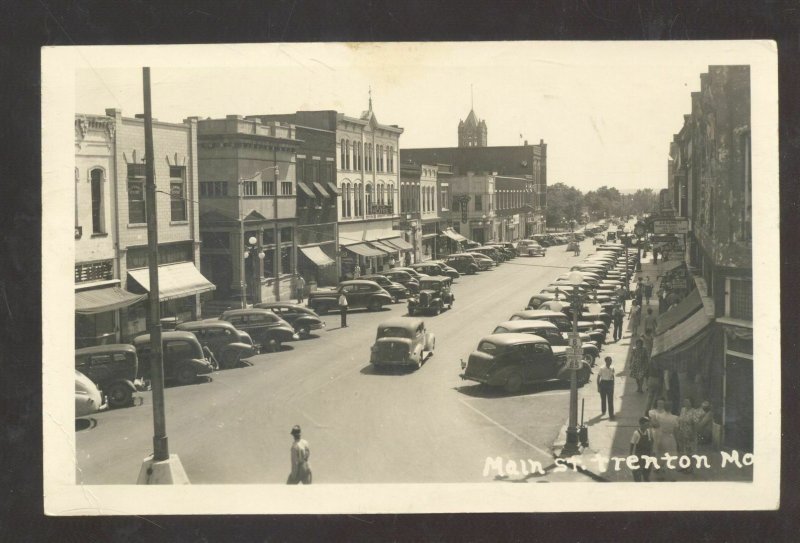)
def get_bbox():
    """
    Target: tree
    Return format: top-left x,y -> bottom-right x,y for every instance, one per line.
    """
545,182 -> 583,228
